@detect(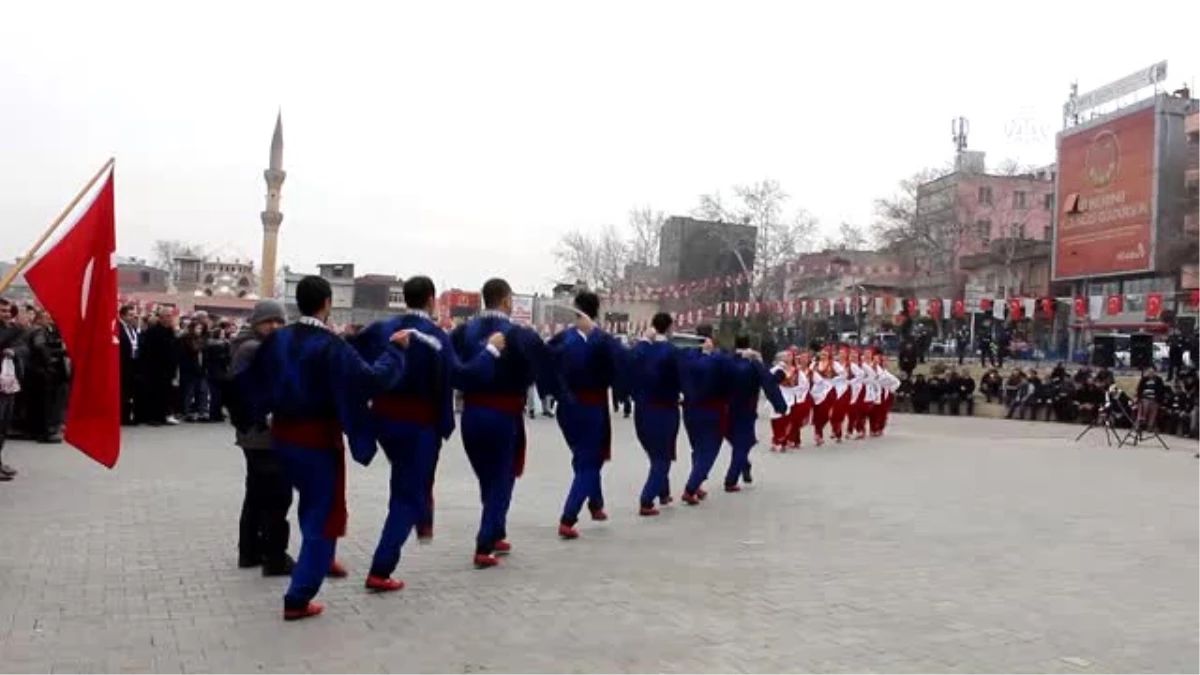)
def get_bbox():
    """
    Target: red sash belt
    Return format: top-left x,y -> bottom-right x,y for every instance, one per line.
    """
463,392 -> 527,477
372,394 -> 438,426
463,392 -> 526,415
270,418 -> 344,450
572,389 -> 608,406
270,418 -> 347,539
